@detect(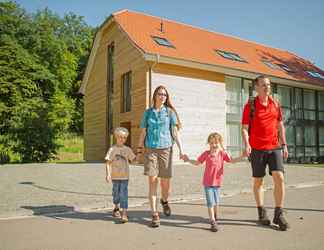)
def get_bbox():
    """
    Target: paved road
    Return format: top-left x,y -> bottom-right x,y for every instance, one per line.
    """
0,162 -> 323,218
0,163 -> 323,250
0,186 -> 323,250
